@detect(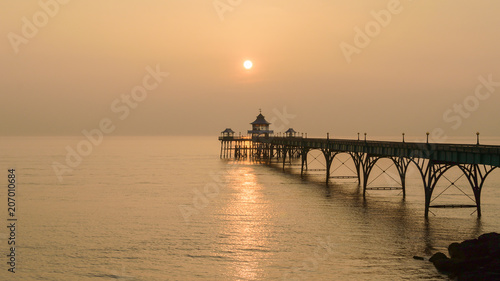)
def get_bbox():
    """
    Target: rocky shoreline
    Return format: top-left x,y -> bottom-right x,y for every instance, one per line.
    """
428,232 -> 500,280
